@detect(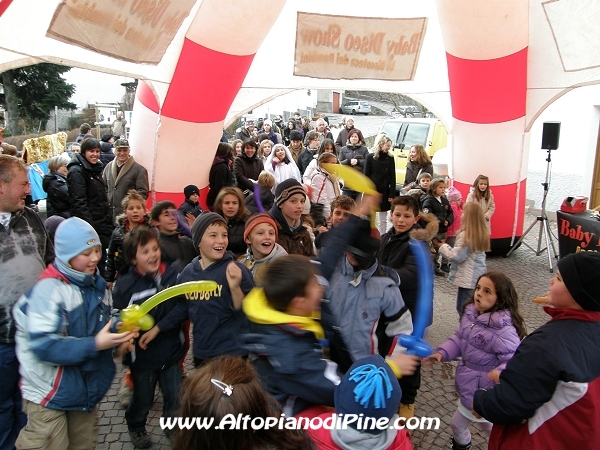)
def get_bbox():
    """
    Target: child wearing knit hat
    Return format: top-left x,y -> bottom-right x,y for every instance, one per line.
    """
140,212 -> 254,368
13,217 -> 137,449
473,252 -> 600,450
307,355 -> 413,450
178,184 -> 203,223
269,178 -> 316,257
238,212 -> 288,283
